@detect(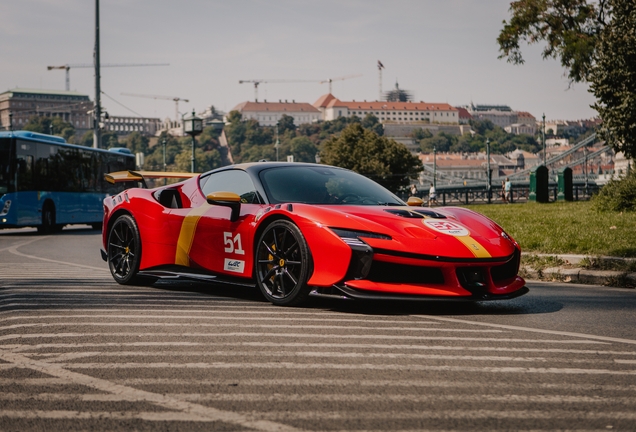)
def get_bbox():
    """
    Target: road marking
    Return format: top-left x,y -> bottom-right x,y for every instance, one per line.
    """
0,314 -> 442,325
33,350 -> 618,364
258,410 -> 636,421
0,392 -> 632,404
2,377 -> 636,392
52,361 -> 636,375
7,341 -> 636,356
0,322 -> 499,333
0,351 -> 304,432
416,315 -> 636,346
615,359 -> 636,364
29,350 -> 549,362
0,409 -> 243,423
0,237 -> 46,253
6,248 -> 109,272
0,332 -> 607,344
